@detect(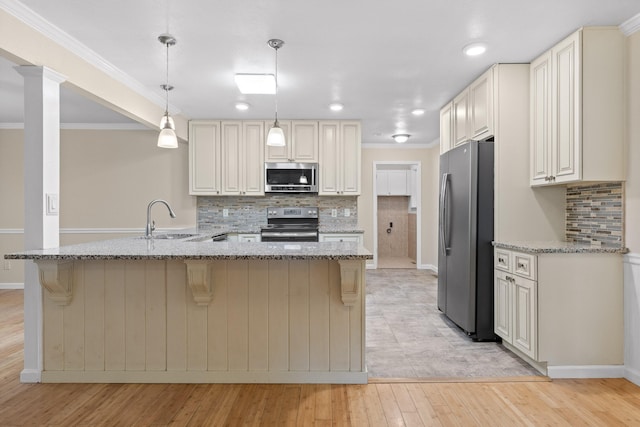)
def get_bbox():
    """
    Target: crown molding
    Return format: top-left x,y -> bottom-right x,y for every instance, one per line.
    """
0,0 -> 180,114
620,13 -> 640,36
0,122 -> 149,130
